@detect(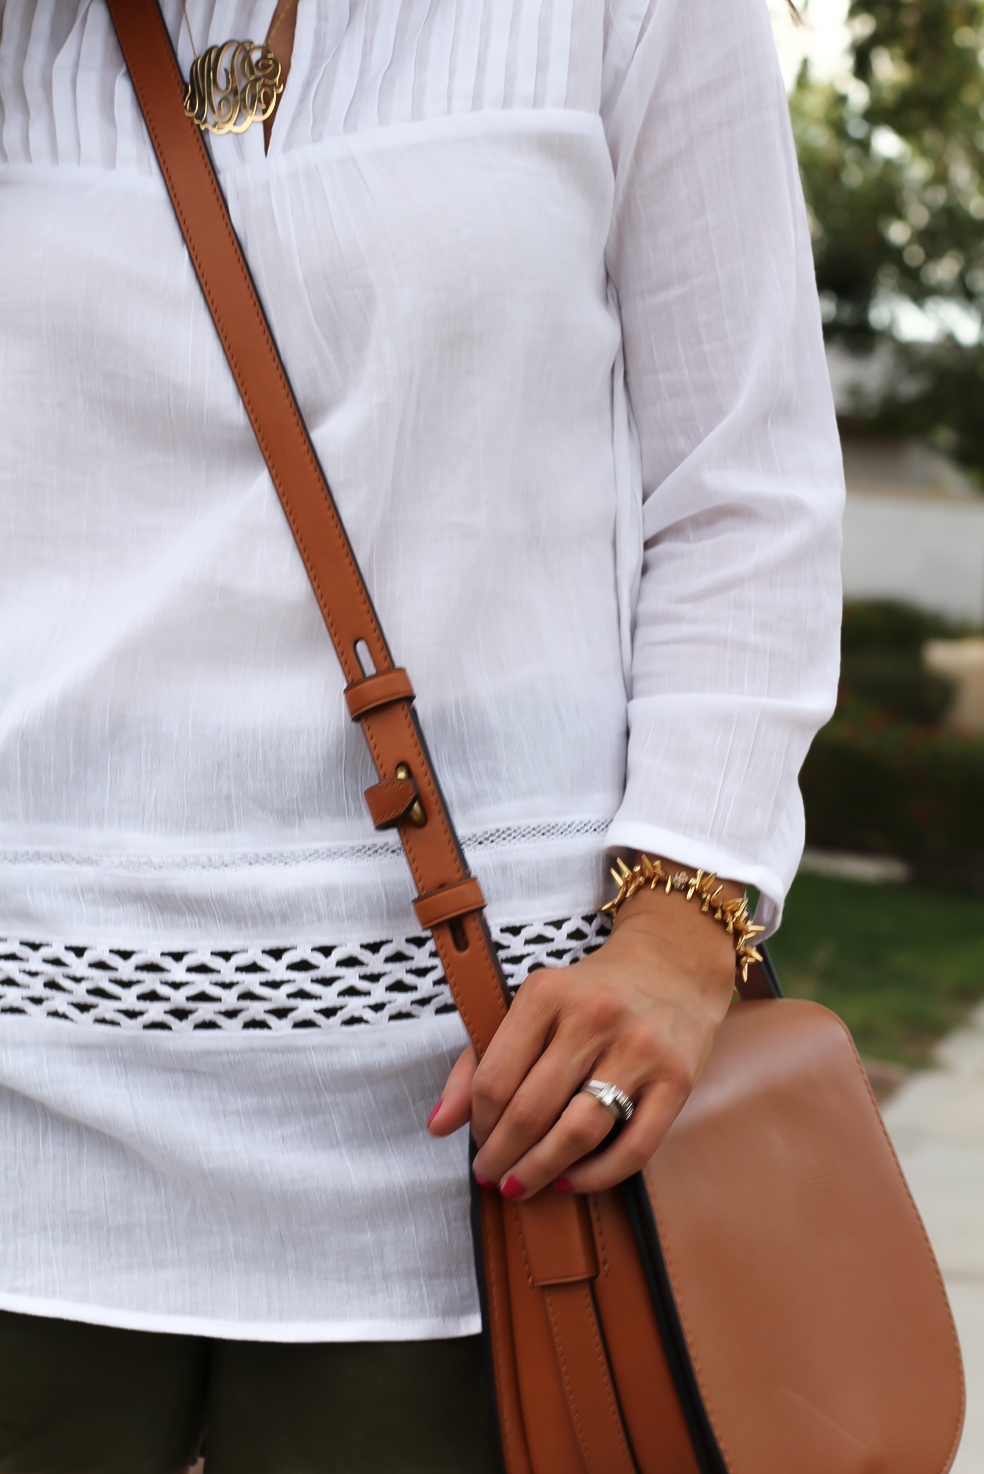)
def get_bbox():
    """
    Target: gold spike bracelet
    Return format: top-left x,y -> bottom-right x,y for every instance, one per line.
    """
601,854 -> 765,984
